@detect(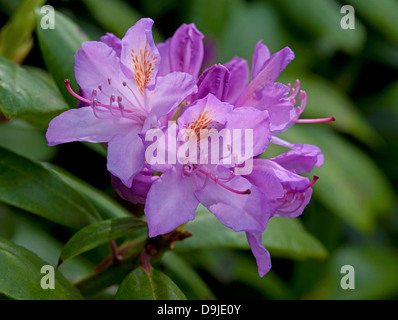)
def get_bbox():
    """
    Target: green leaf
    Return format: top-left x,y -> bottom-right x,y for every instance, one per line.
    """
82,0 -> 140,38
161,251 -> 216,300
220,1 -> 285,62
114,267 -> 187,300
0,56 -> 69,127
0,0 -> 46,63
0,146 -> 101,228
0,0 -> 23,14
0,204 -> 15,239
308,245 -> 398,300
9,210 -> 95,284
279,73 -> 379,145
278,0 -> 366,54
175,205 -> 327,260
193,249 -> 296,299
82,0 -> 163,42
44,163 -> 131,220
280,126 -> 394,232
35,8 -> 89,106
345,0 -> 398,44
0,119 -> 55,161
0,237 -> 83,300
189,0 -> 239,39
59,217 -> 146,264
